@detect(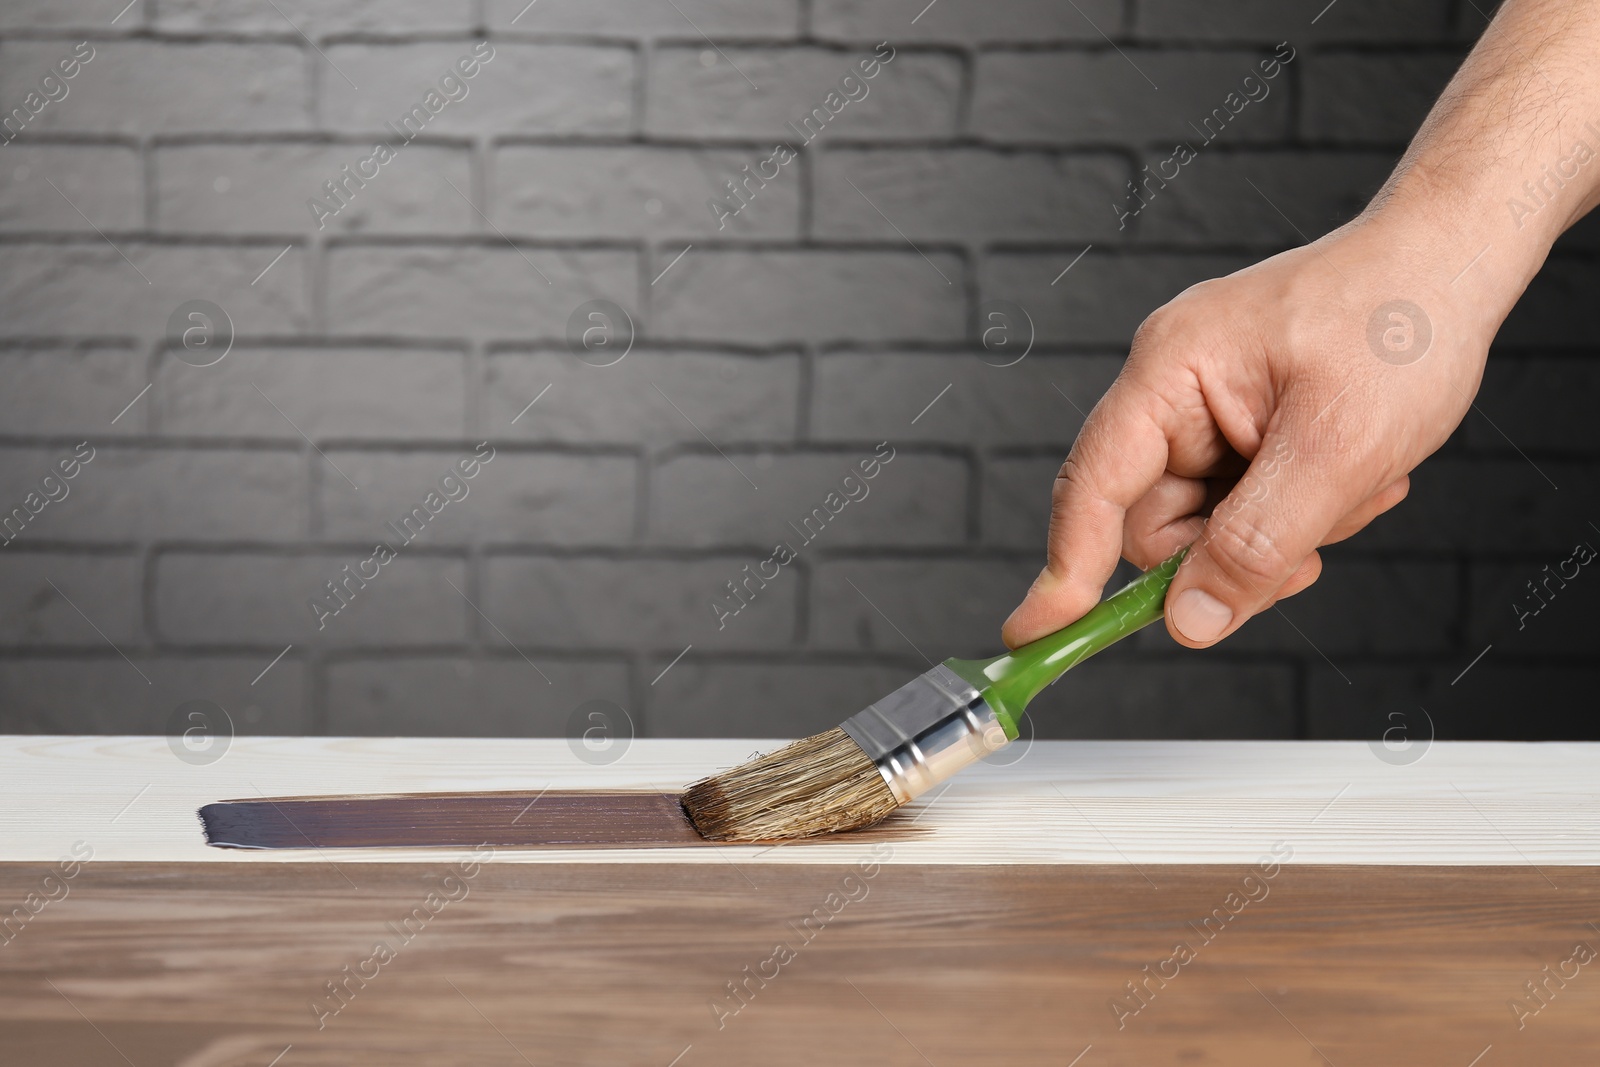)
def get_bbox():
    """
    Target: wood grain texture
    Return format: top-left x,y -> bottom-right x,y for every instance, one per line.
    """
2,863 -> 1598,1065
3,736 -> 1598,1063
4,736 -> 1599,864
